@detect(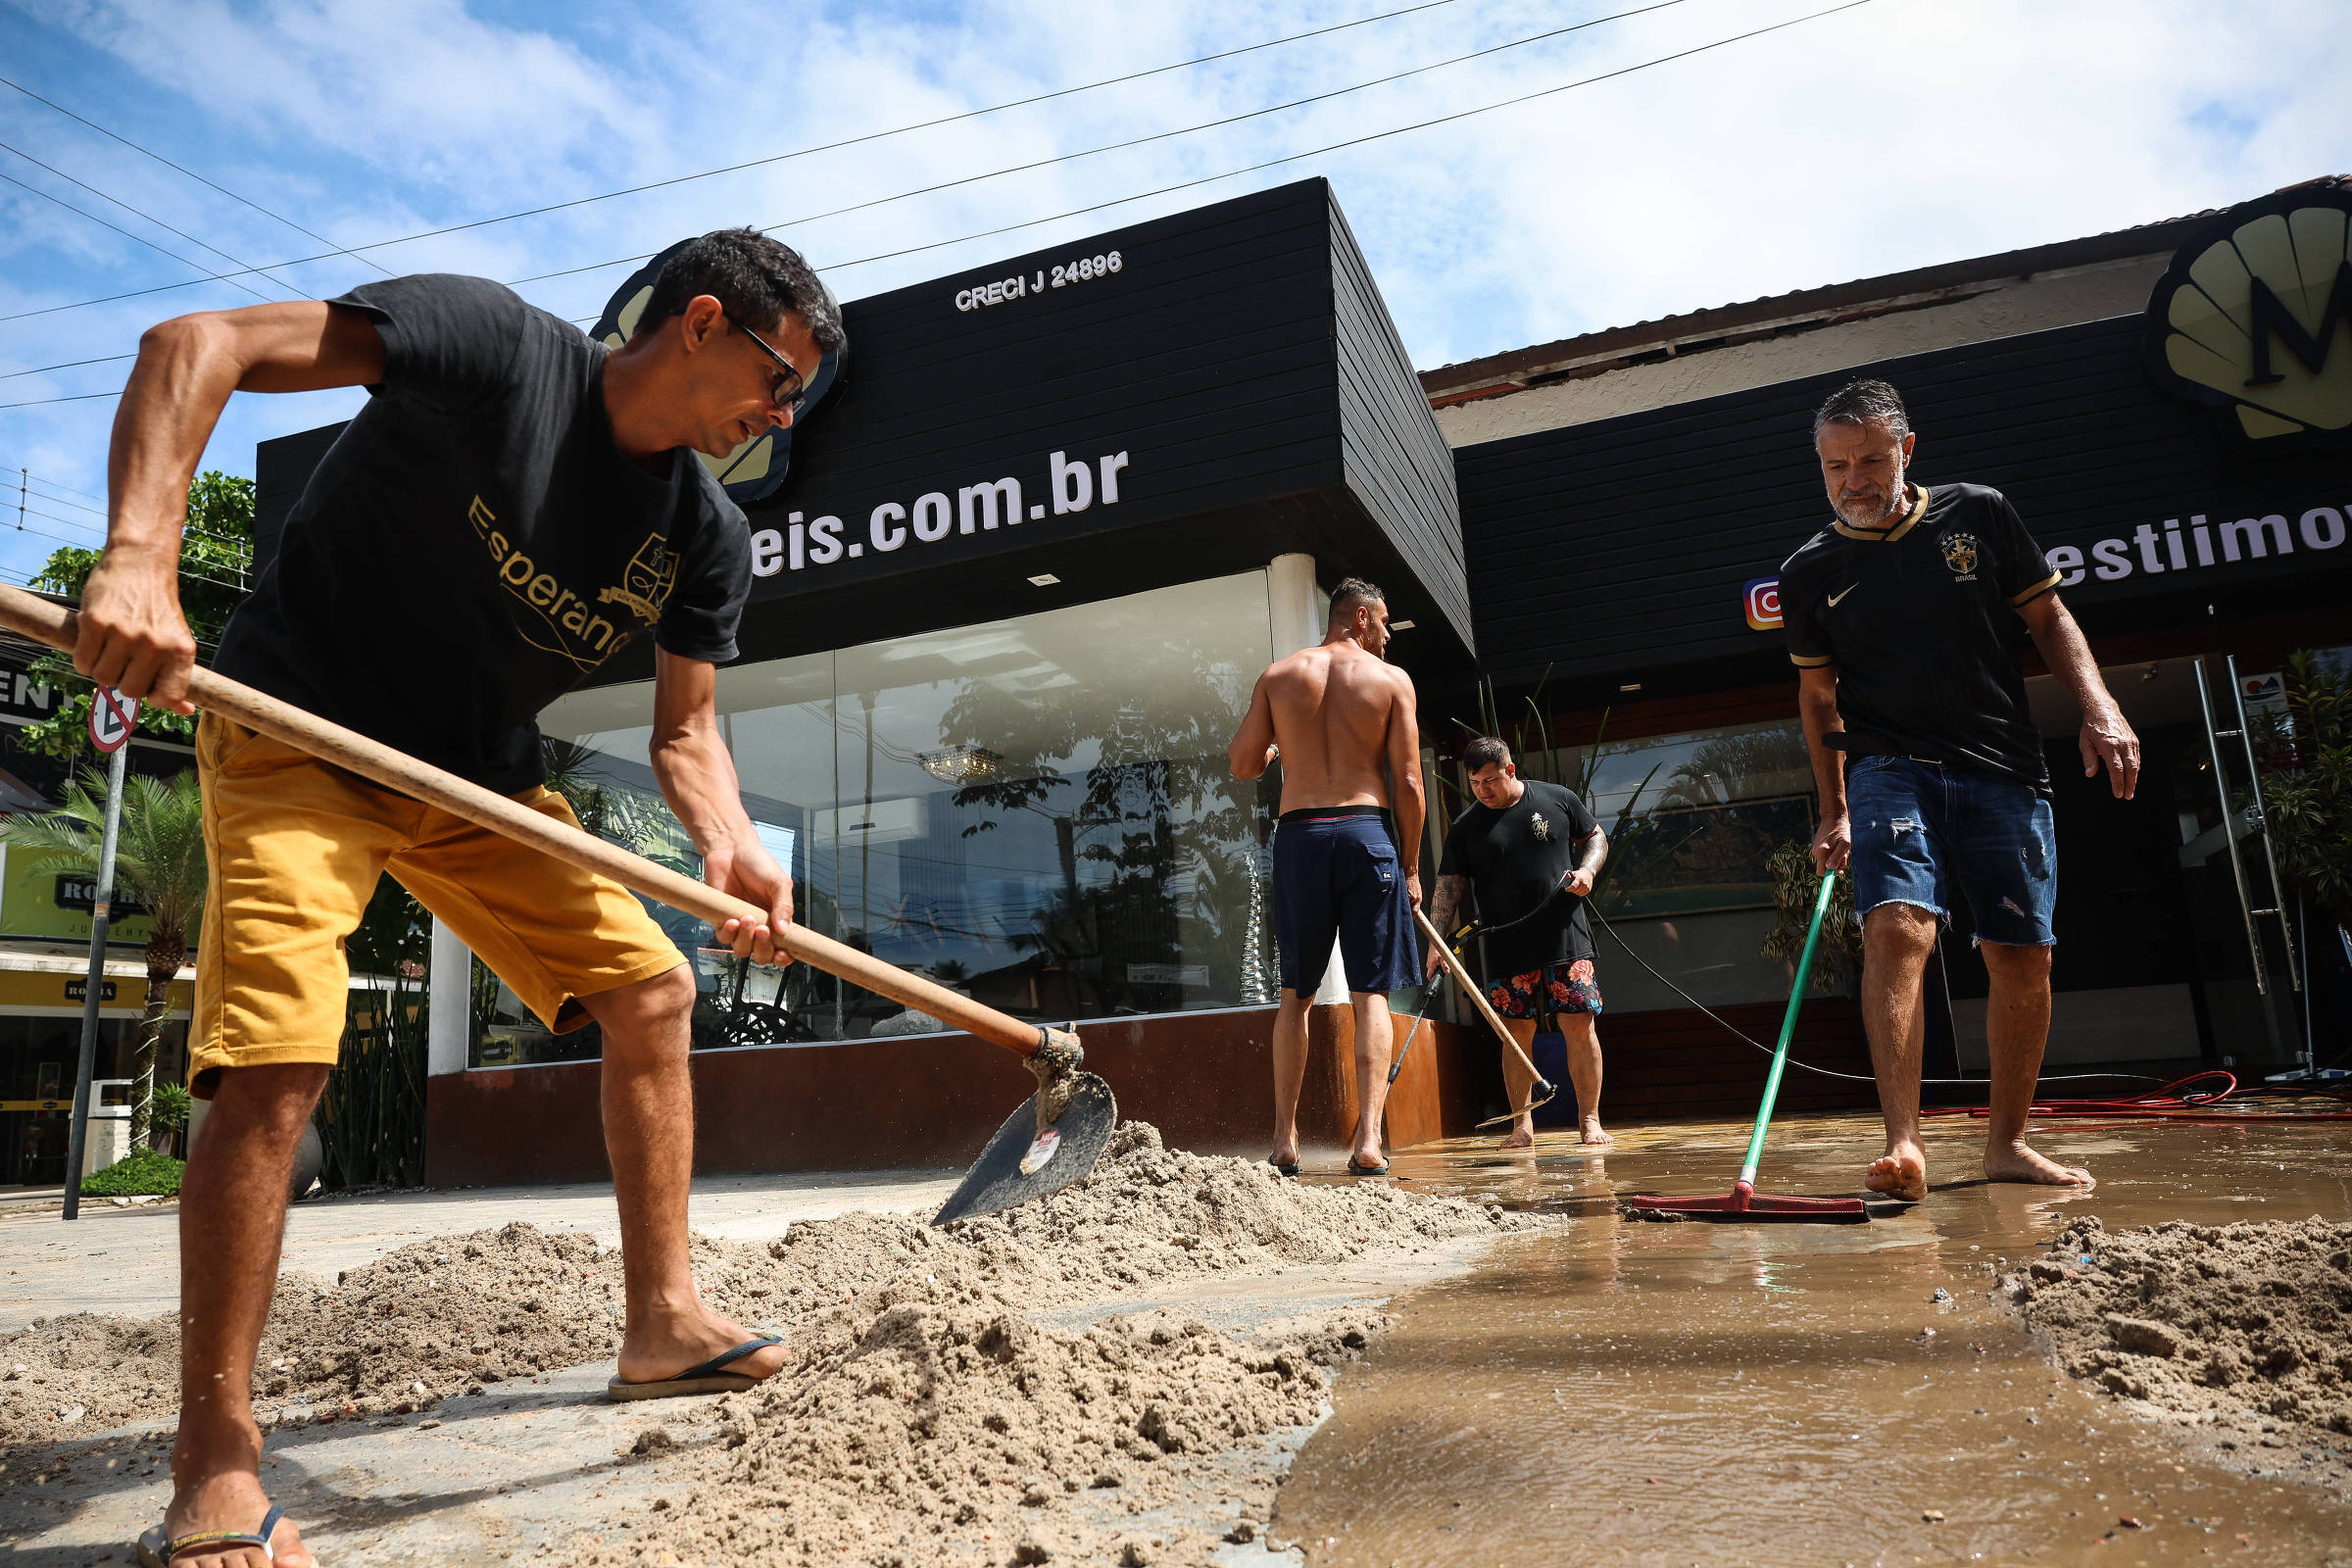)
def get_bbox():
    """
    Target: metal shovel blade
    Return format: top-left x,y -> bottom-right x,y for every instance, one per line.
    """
931,1072 -> 1118,1226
